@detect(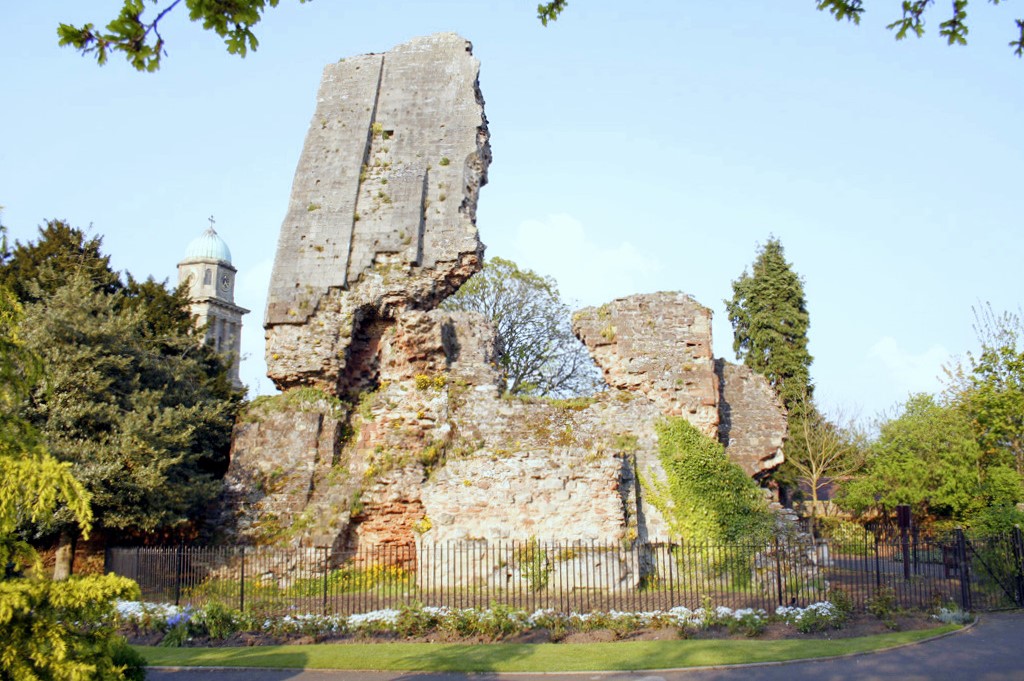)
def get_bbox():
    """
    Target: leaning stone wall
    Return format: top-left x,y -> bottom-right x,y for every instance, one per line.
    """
265,33 -> 490,392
